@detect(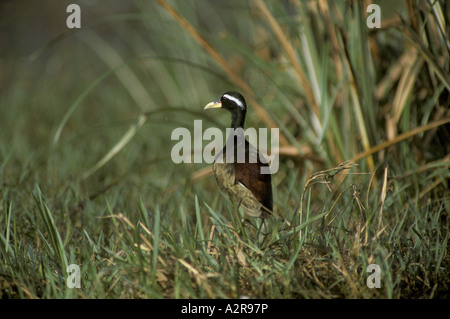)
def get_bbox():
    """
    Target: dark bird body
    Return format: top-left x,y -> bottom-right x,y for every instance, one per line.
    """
205,92 -> 273,218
